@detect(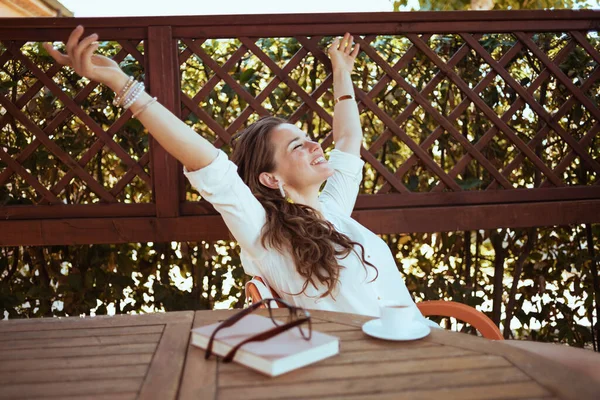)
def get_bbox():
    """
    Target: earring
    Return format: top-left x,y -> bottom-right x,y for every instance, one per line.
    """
278,181 -> 286,198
